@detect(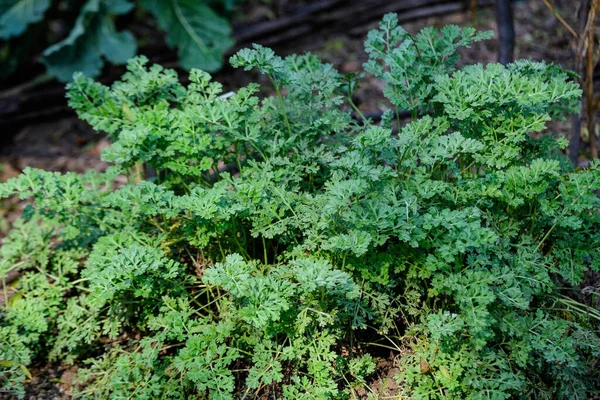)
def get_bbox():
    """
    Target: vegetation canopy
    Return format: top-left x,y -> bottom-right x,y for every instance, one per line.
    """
1,13 -> 599,399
